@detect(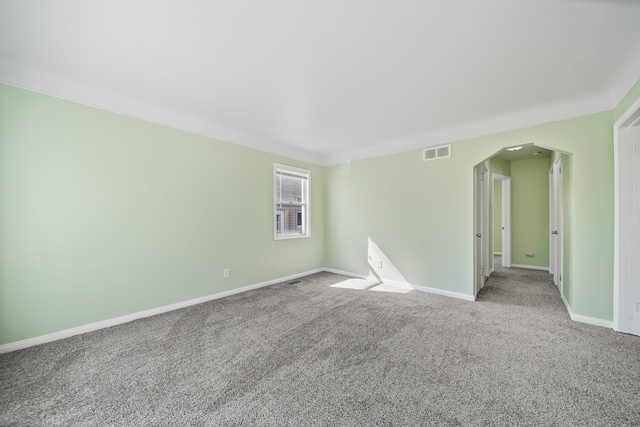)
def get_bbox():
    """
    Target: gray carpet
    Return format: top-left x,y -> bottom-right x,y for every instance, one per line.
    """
1,261 -> 640,426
